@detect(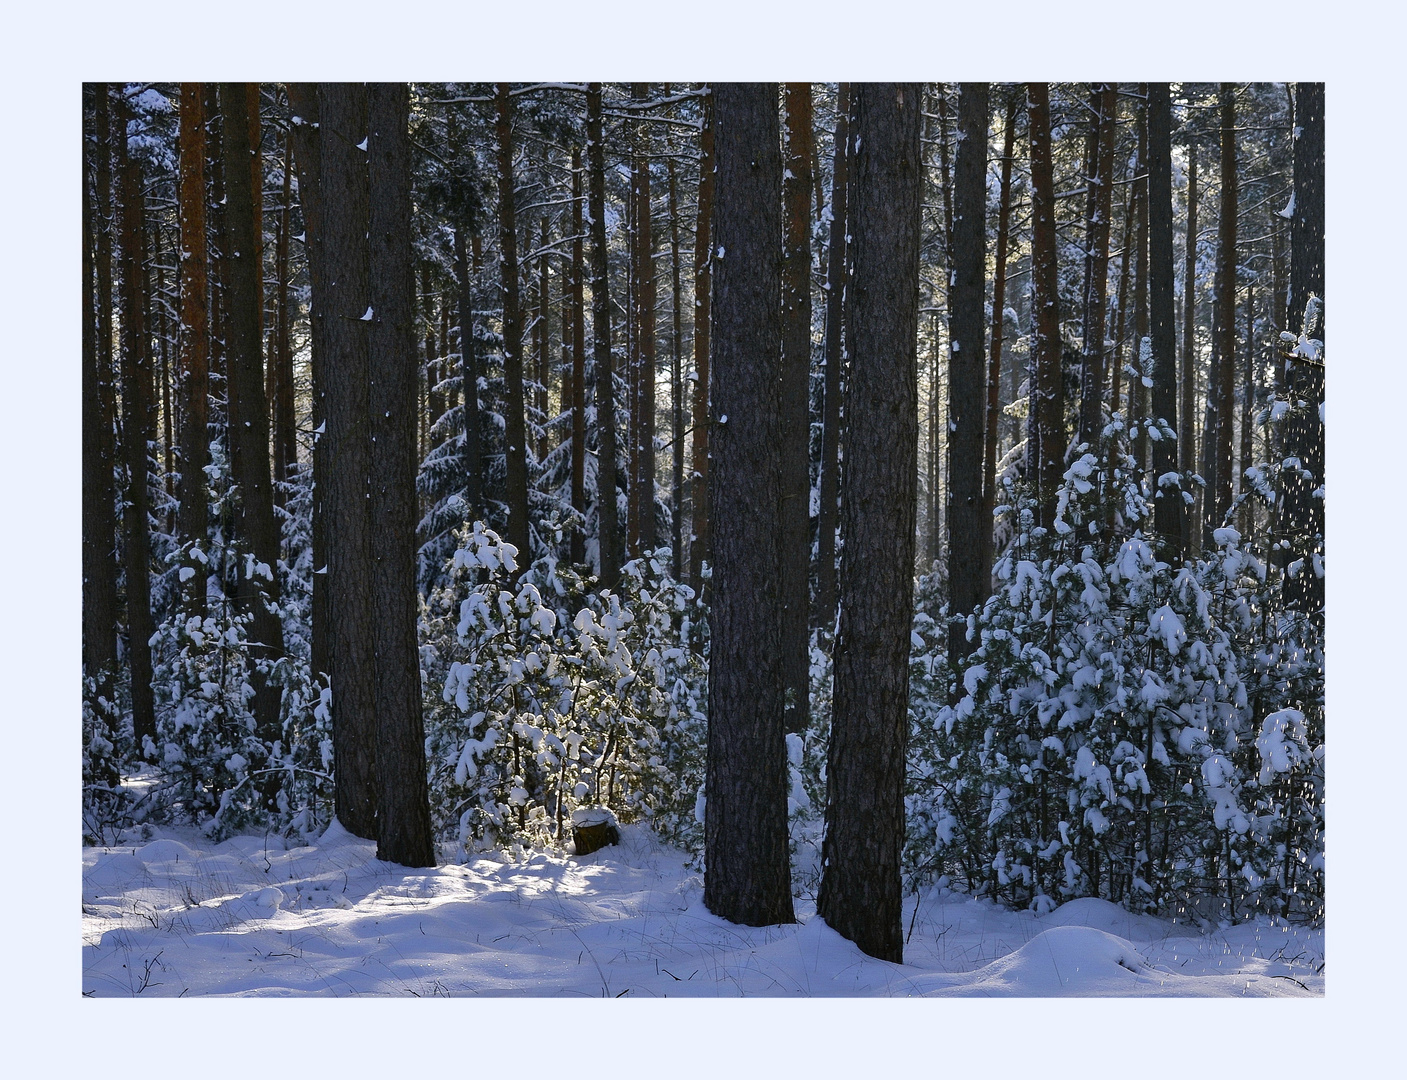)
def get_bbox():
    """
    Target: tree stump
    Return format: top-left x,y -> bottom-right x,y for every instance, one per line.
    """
571,807 -> 619,855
